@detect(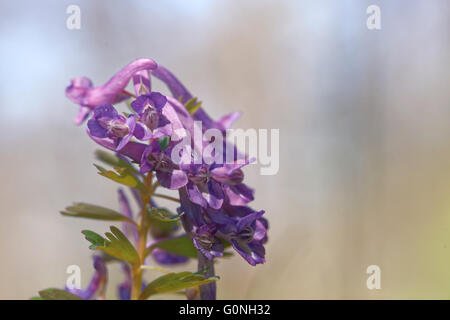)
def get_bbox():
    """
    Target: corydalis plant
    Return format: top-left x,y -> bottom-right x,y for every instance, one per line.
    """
37,58 -> 268,300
